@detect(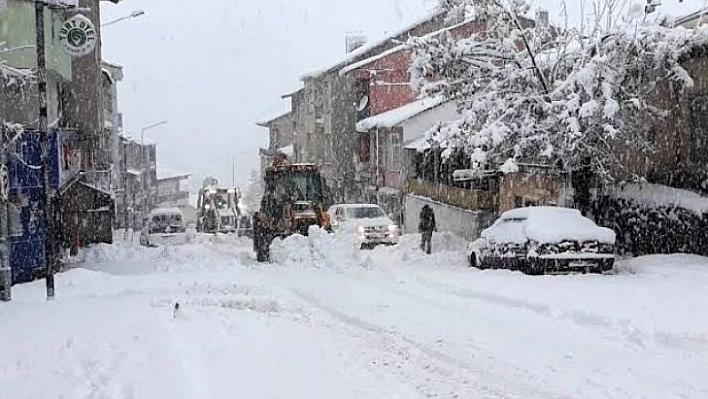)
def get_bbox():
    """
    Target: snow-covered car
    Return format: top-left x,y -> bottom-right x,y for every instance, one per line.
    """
468,207 -> 616,274
140,208 -> 188,247
328,204 -> 400,248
